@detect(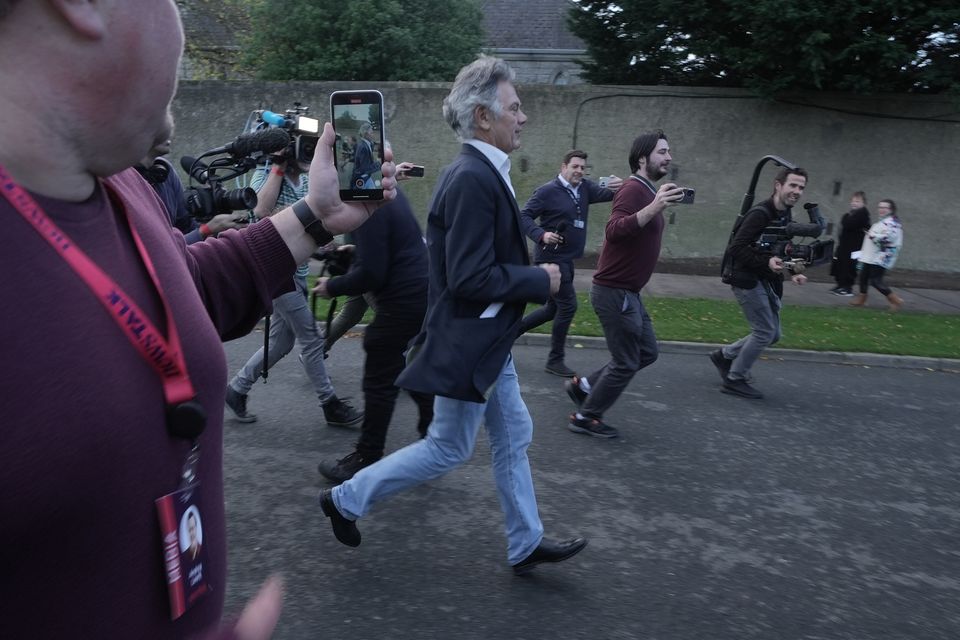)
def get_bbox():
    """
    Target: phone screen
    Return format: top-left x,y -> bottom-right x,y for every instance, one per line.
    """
330,90 -> 386,201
